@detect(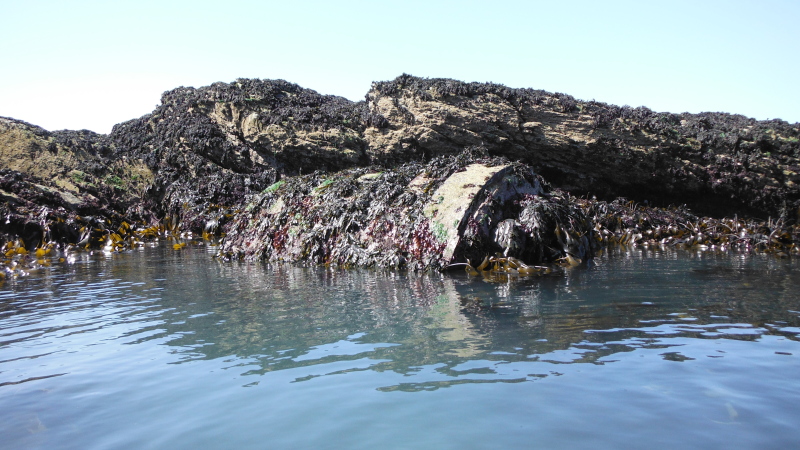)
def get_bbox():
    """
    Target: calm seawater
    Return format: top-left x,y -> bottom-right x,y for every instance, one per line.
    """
1,244 -> 799,449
